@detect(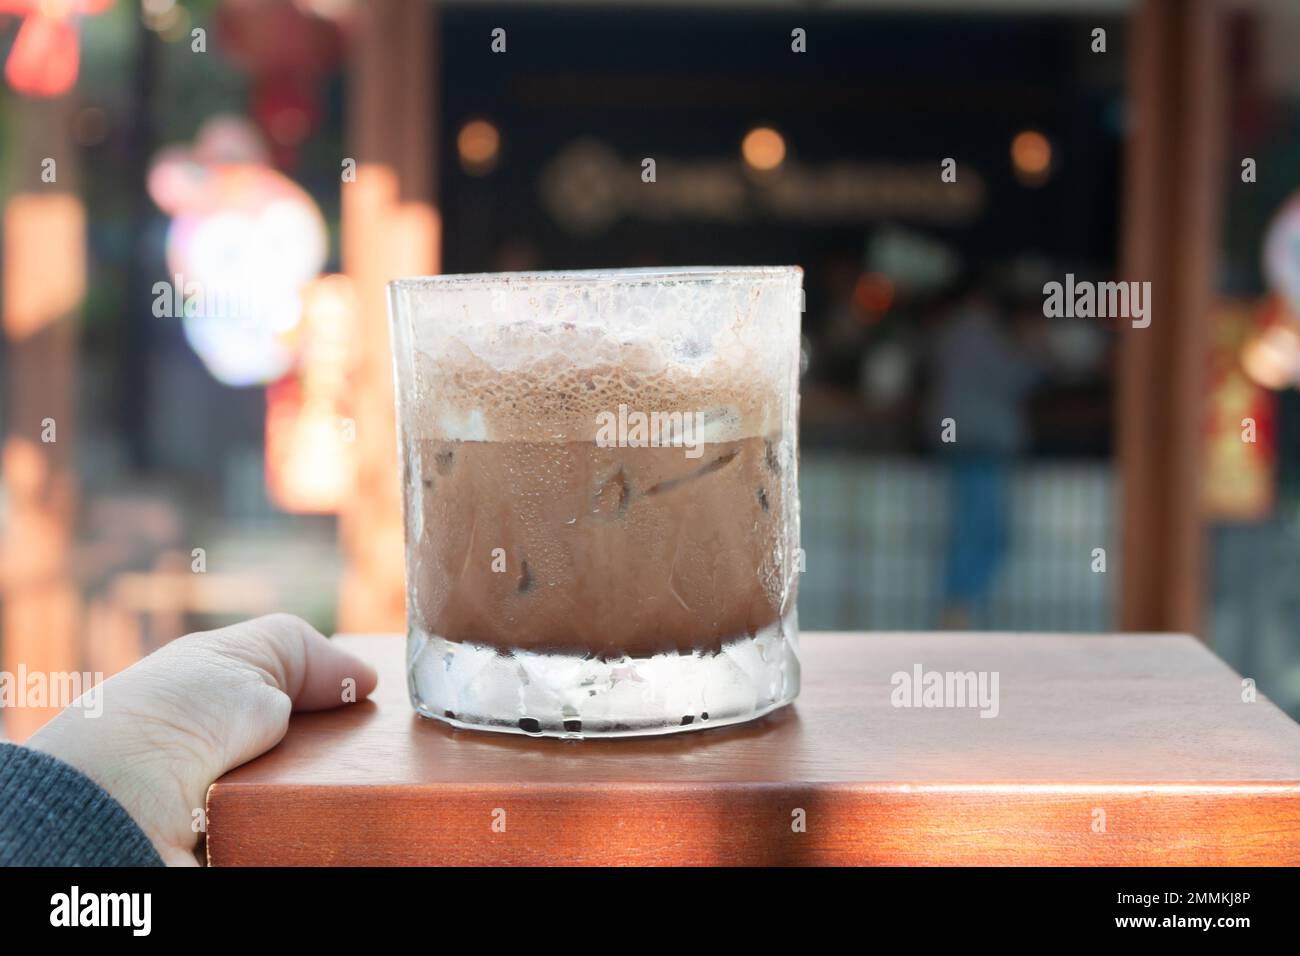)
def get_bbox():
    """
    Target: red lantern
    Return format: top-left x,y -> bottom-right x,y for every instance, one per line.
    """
215,0 -> 342,168
0,0 -> 113,98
